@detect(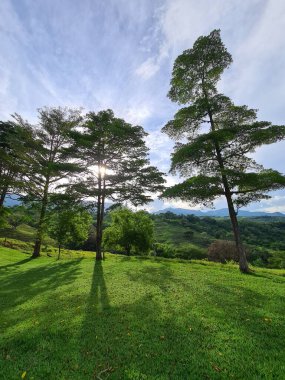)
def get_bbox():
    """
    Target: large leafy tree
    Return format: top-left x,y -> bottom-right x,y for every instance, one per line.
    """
0,120 -> 33,207
103,207 -> 154,256
71,109 -> 165,260
14,107 -> 83,258
162,30 -> 285,273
